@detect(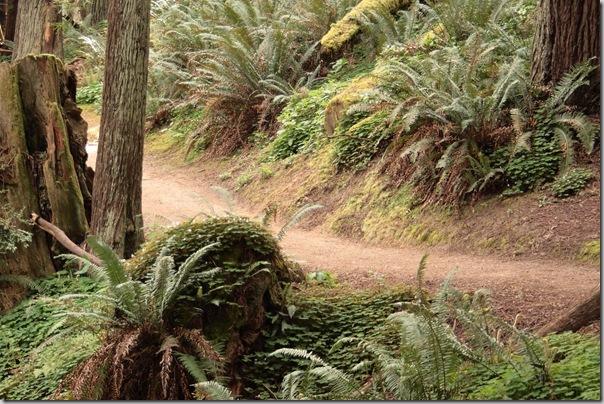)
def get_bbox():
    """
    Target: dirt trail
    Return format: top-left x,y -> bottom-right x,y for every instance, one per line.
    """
86,142 -> 599,329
